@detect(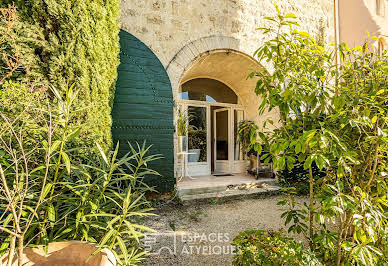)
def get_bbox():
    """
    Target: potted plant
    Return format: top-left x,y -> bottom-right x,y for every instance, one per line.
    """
237,120 -> 256,171
1,242 -> 116,266
188,127 -> 207,162
176,108 -> 189,153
